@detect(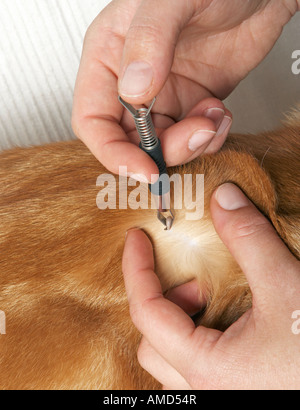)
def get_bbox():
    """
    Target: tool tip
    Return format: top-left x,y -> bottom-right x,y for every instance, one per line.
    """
157,210 -> 174,231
